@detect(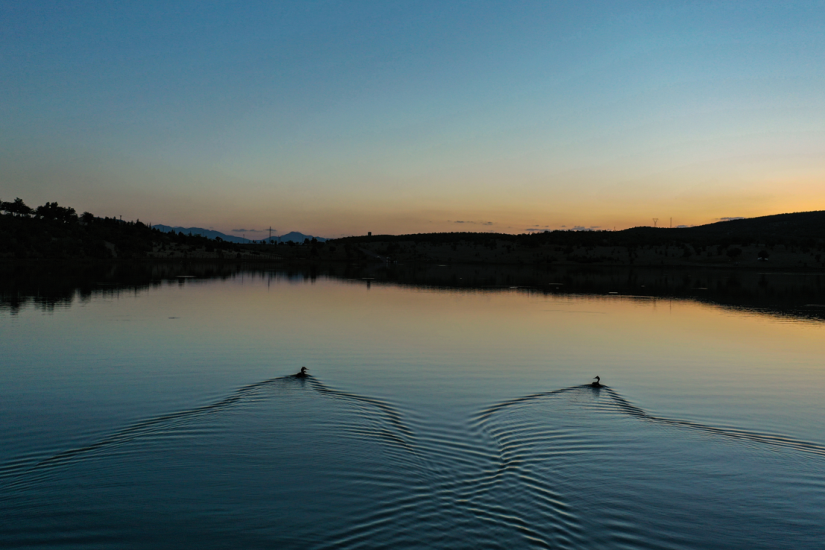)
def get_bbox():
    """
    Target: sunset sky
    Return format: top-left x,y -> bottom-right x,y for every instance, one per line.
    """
2,1 -> 824,237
